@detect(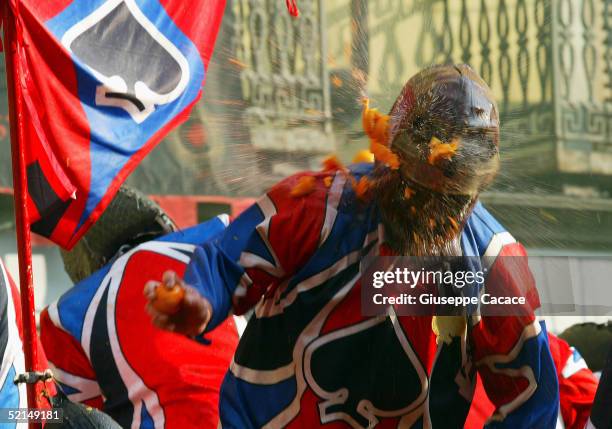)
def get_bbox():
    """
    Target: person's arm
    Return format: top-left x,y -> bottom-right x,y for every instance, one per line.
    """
40,307 -> 104,409
472,241 -> 559,428
146,173 -> 330,334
